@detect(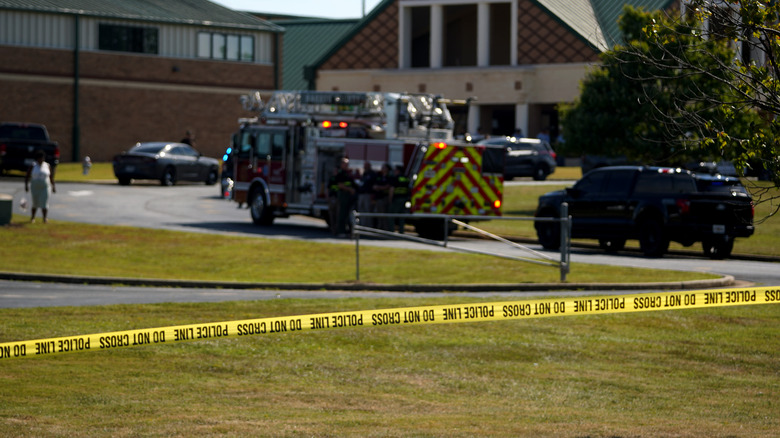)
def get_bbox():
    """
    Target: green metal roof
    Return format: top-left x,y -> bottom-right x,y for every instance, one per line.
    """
591,0 -> 676,47
536,0 -> 675,51
272,18 -> 359,90
0,0 -> 283,31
